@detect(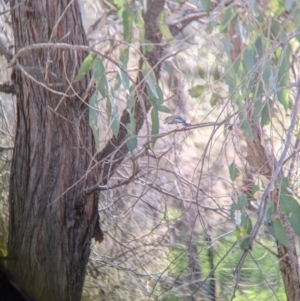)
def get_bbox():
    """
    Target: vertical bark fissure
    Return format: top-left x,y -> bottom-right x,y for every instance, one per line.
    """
8,1 -> 97,300
246,120 -> 300,301
8,0 -> 166,300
